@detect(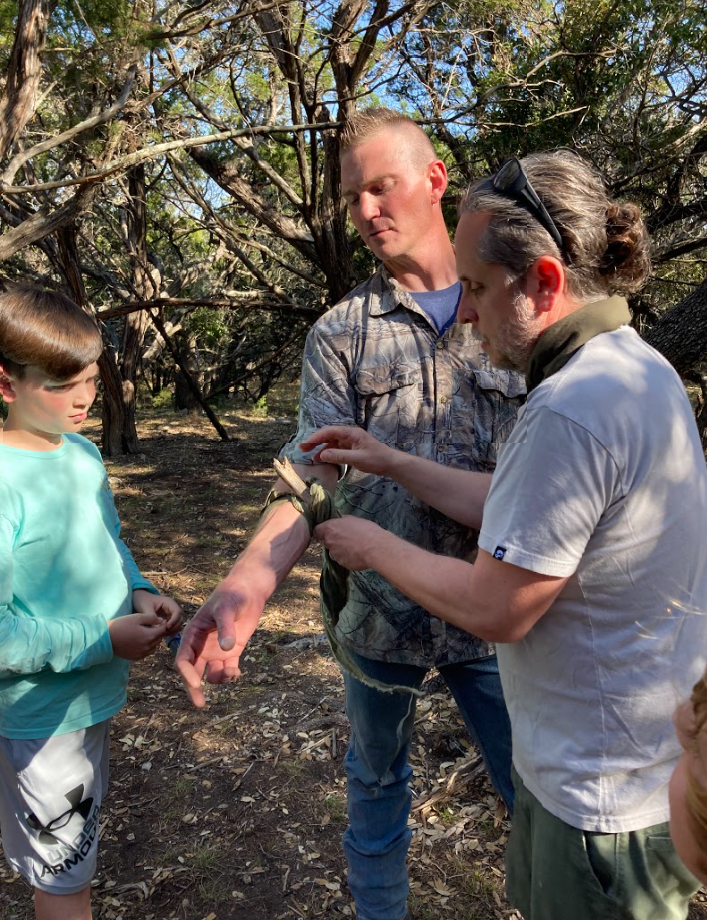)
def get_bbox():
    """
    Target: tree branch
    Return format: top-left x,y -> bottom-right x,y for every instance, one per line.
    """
0,0 -> 54,160
97,297 -> 322,321
0,184 -> 99,262
0,122 -> 341,196
2,65 -> 138,186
